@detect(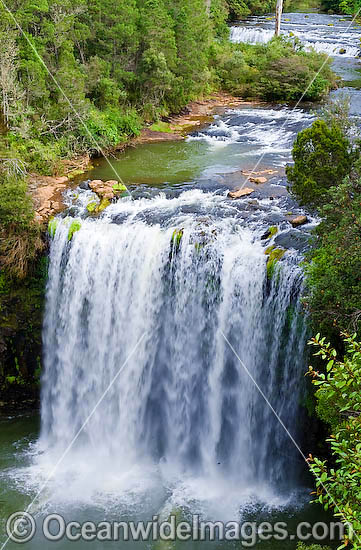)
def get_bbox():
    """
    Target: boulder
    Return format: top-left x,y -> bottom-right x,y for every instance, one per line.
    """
228,187 -> 254,199
249,176 -> 267,184
89,179 -> 128,201
289,215 -> 308,228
